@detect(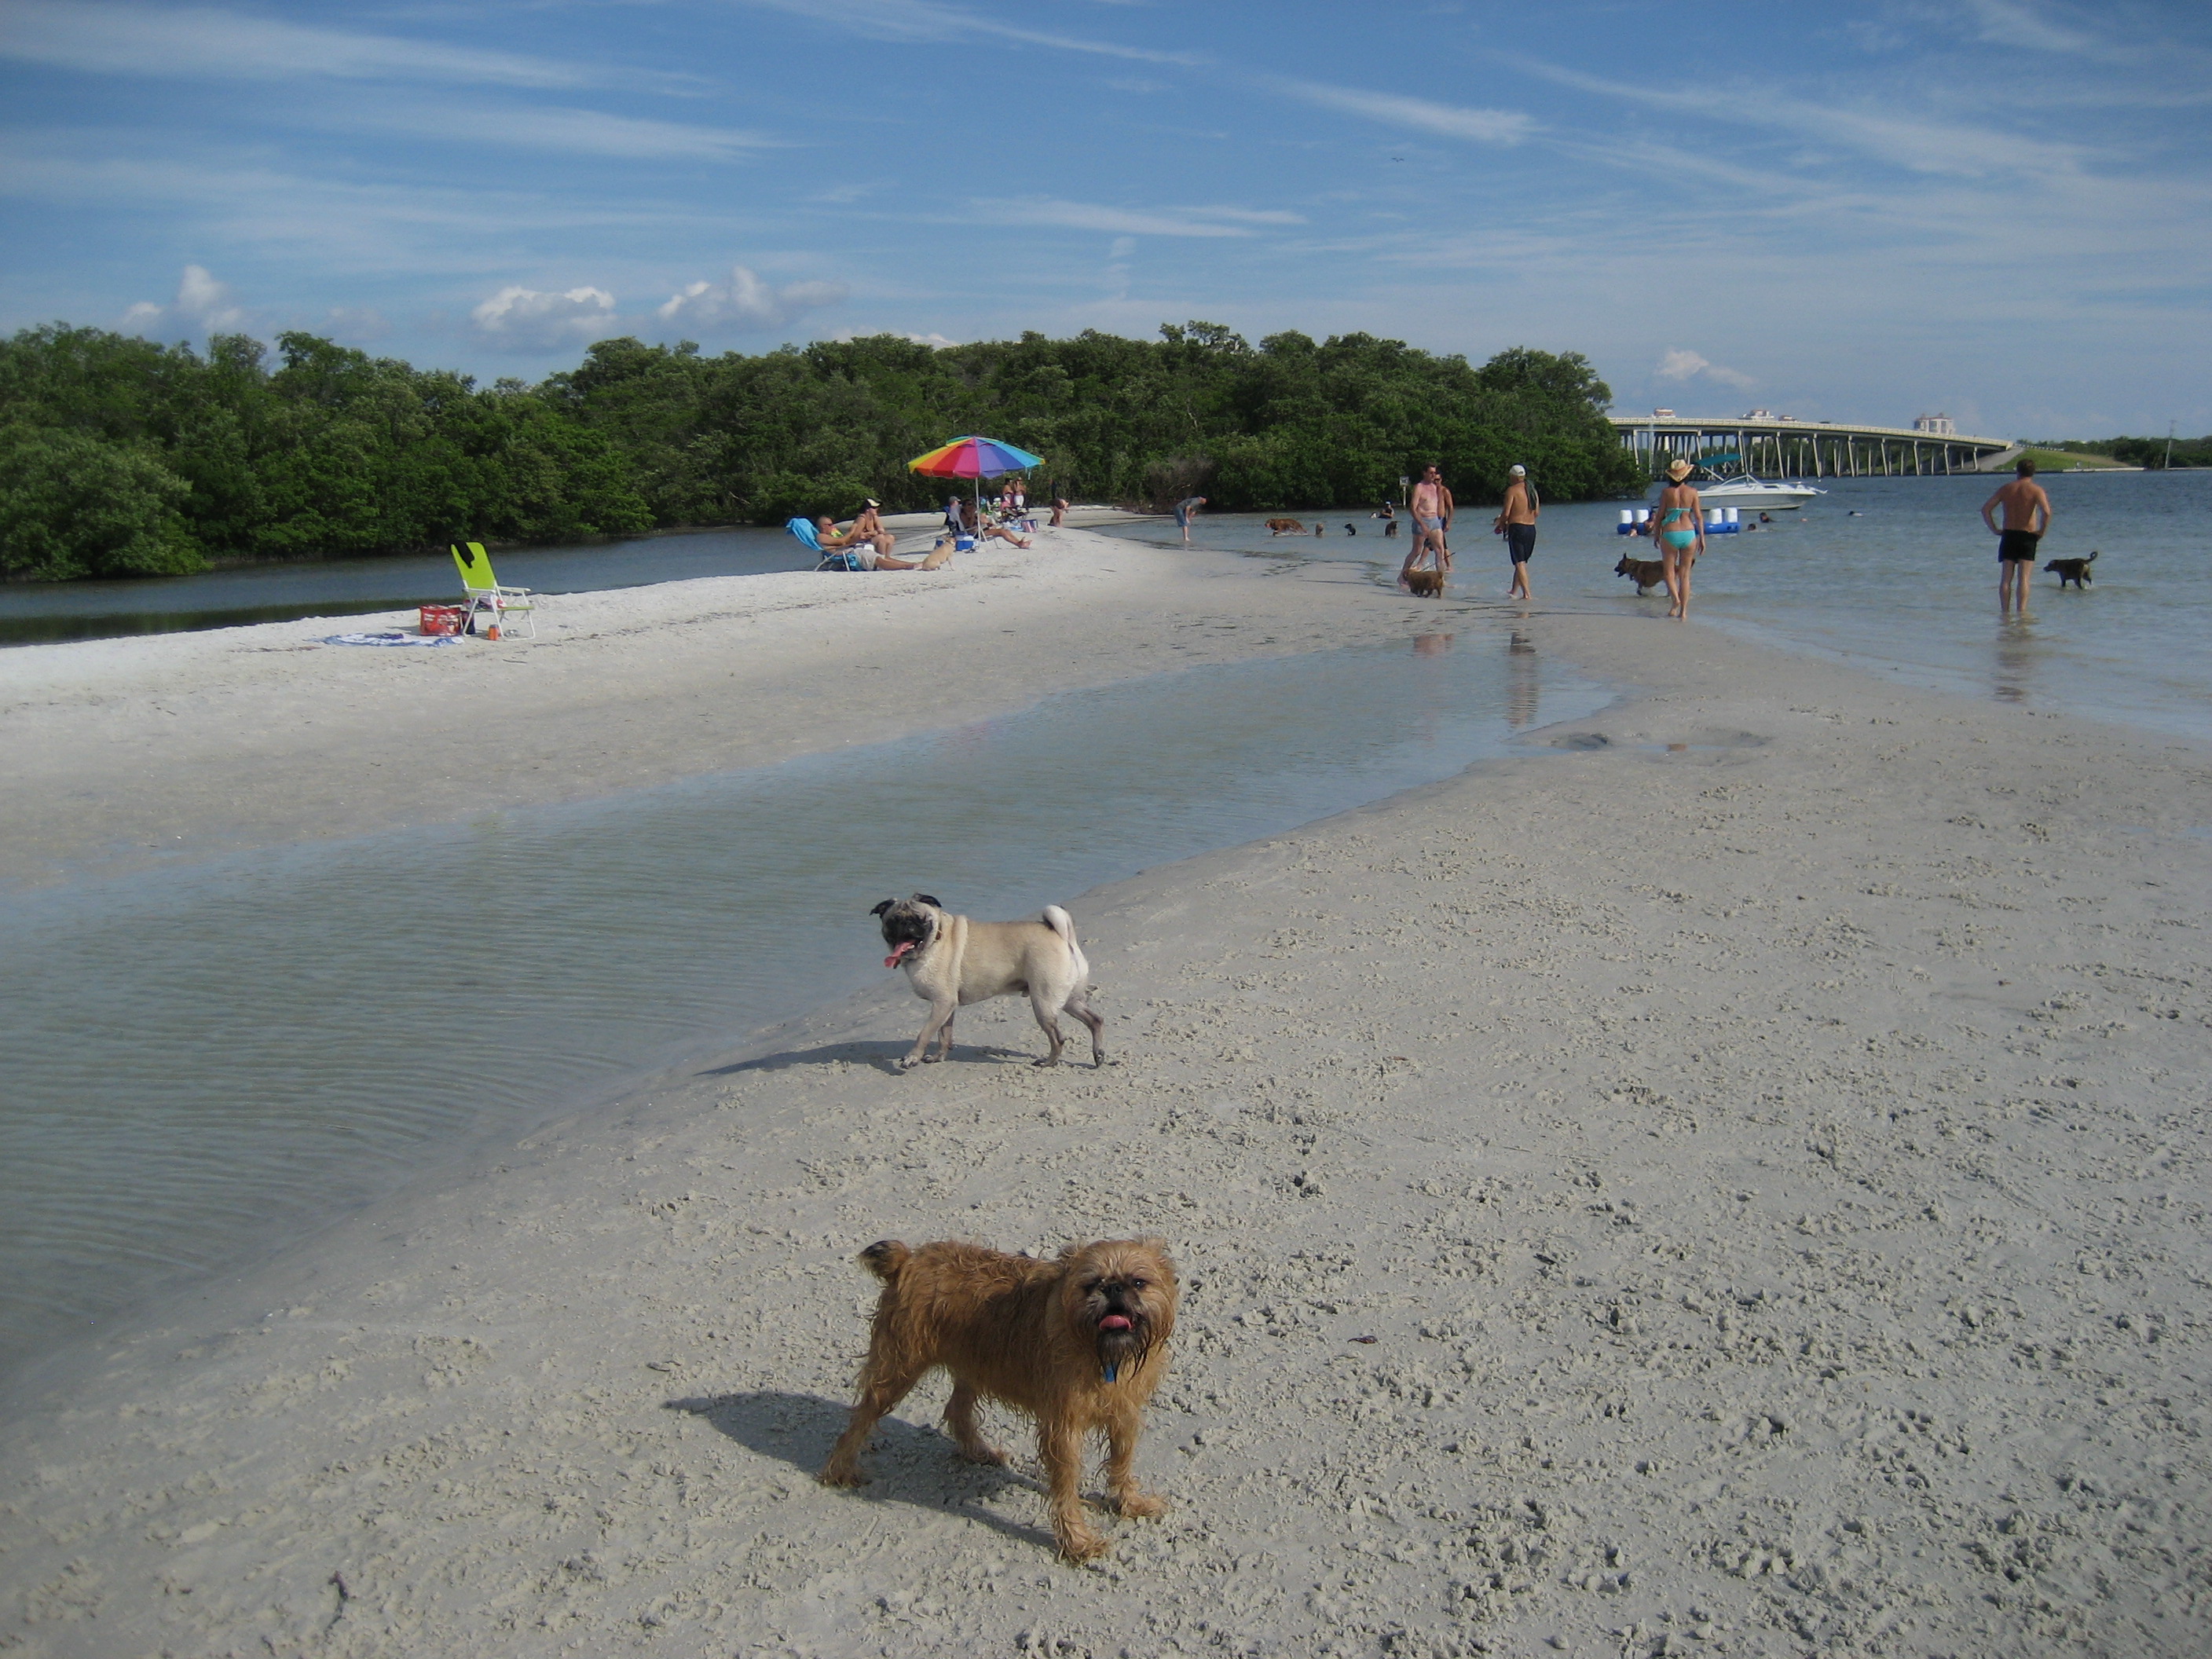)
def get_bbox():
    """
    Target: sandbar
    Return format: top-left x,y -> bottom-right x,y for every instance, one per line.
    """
2,528 -> 2208,1657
